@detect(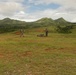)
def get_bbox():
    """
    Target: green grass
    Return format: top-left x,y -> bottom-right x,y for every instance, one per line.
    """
0,27 -> 76,75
